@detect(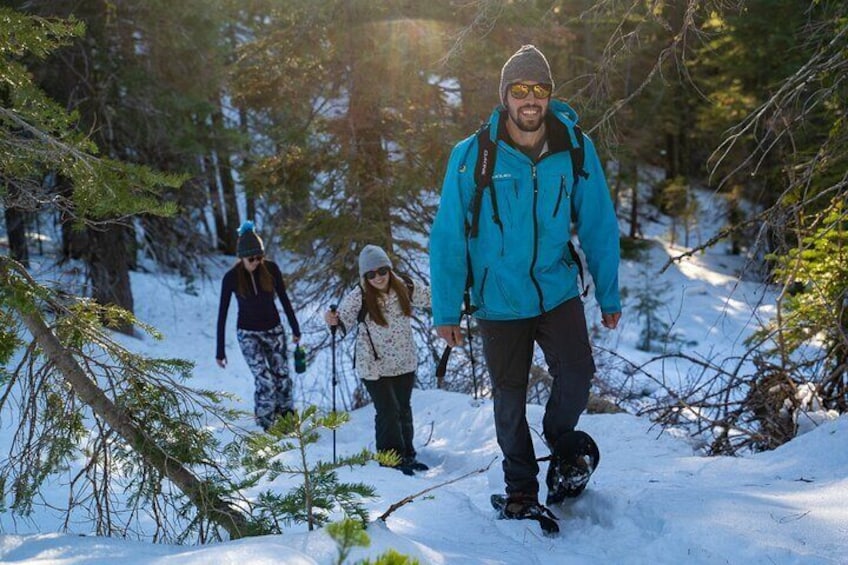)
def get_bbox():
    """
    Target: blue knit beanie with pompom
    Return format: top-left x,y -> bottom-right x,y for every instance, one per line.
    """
236,221 -> 265,258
